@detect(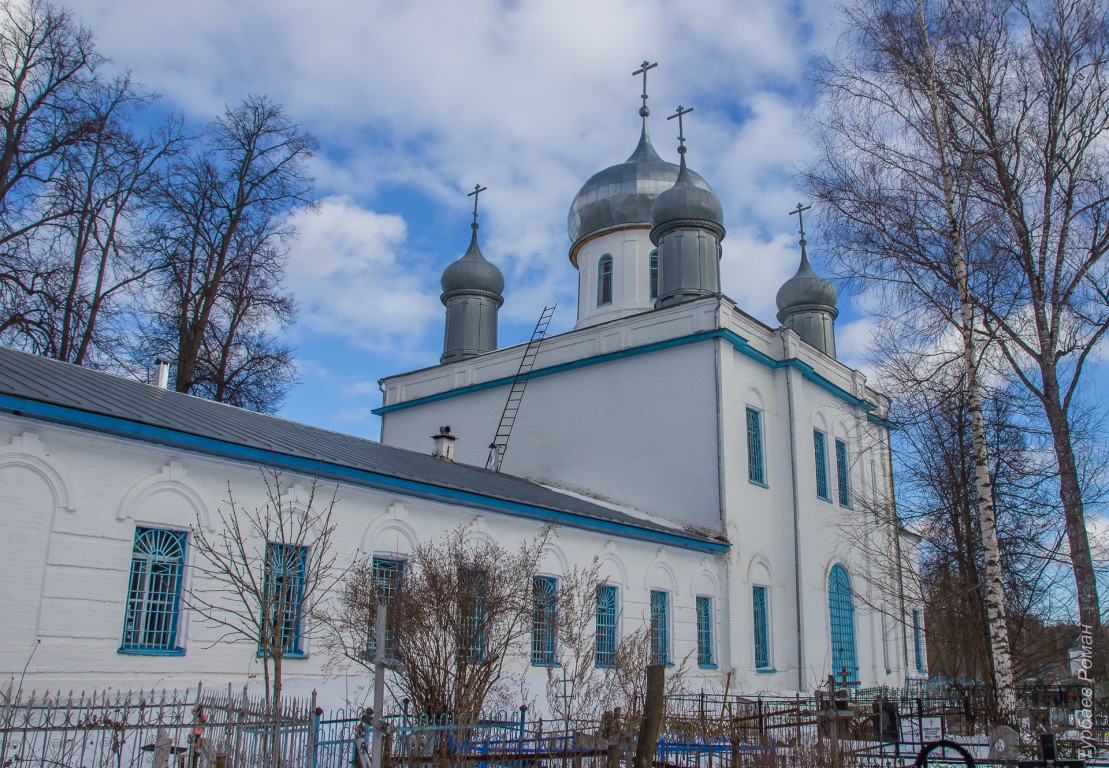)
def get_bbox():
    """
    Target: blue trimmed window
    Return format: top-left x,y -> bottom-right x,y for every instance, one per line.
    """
913,610 -> 926,674
649,249 -> 659,301
369,557 -> 404,659
595,584 -> 618,668
746,407 -> 765,486
121,527 -> 186,655
696,596 -> 714,667
753,585 -> 770,670
532,576 -> 558,665
649,590 -> 669,665
814,430 -> 830,501
263,543 -> 308,657
828,564 -> 858,682
460,568 -> 486,663
835,438 -> 851,507
598,254 -> 614,306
